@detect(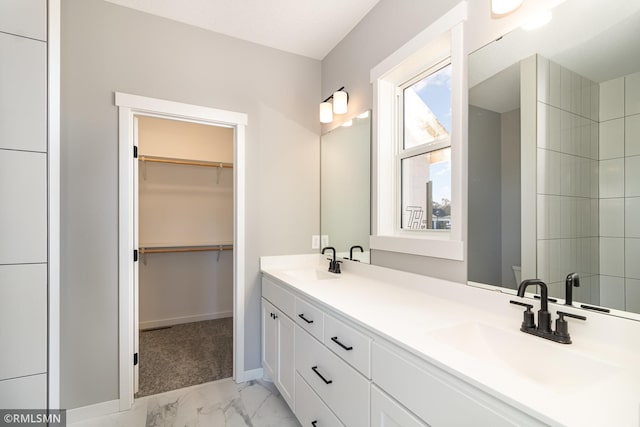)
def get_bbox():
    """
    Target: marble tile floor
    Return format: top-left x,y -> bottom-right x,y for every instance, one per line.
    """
69,378 -> 301,427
